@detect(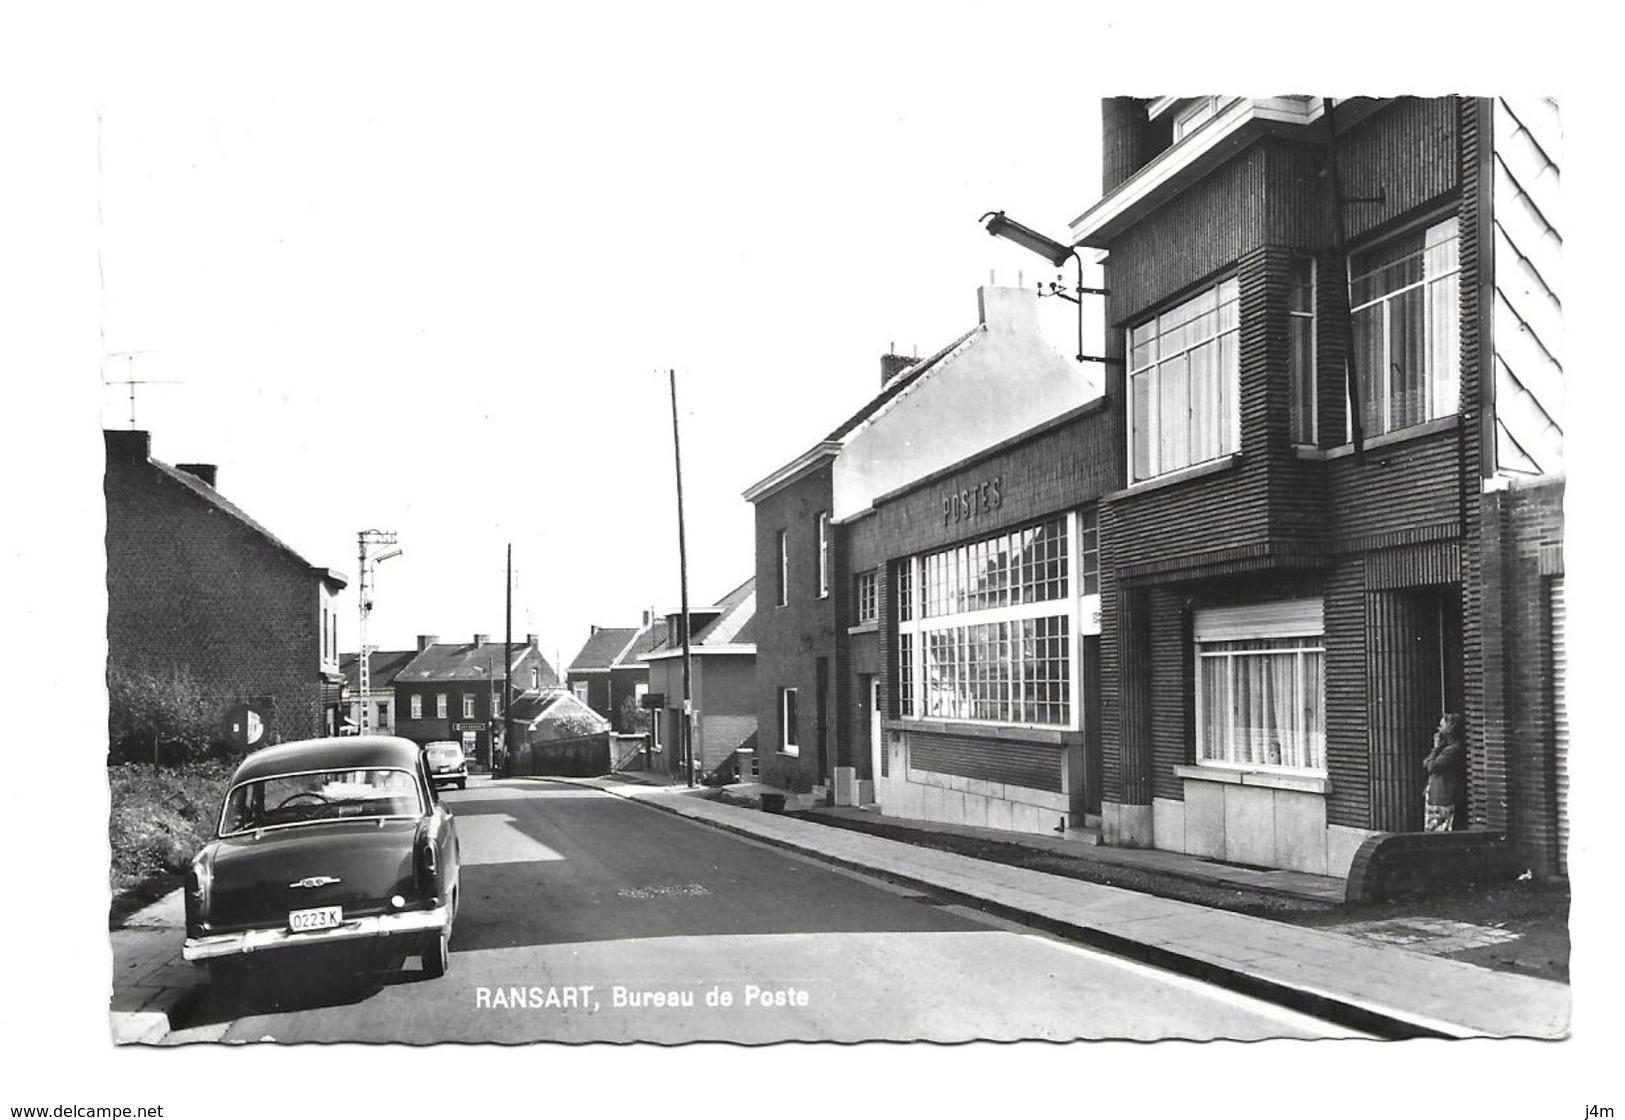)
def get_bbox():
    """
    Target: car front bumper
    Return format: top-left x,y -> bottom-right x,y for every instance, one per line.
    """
183,904 -> 450,962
